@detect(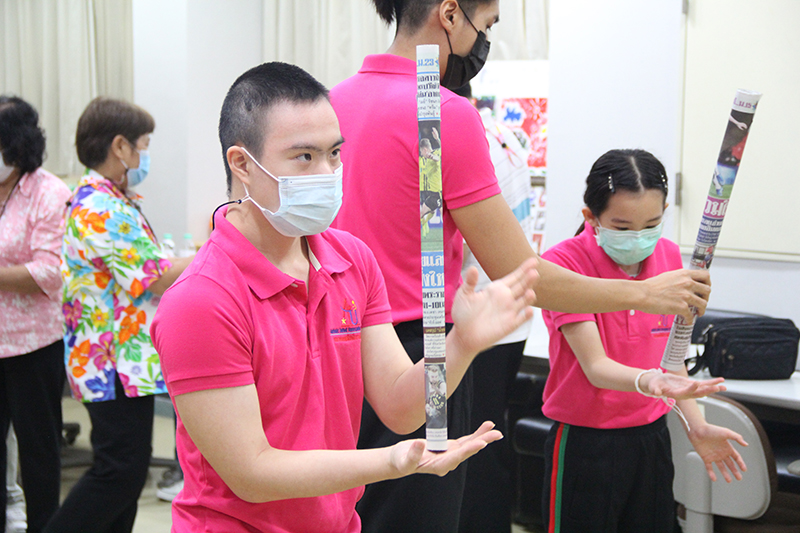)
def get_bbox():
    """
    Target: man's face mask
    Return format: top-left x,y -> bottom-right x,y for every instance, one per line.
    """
441,4 -> 491,90
240,147 -> 343,238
